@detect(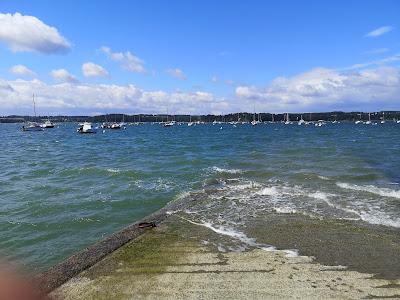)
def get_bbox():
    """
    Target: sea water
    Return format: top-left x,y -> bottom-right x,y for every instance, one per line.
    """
0,122 -> 399,270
